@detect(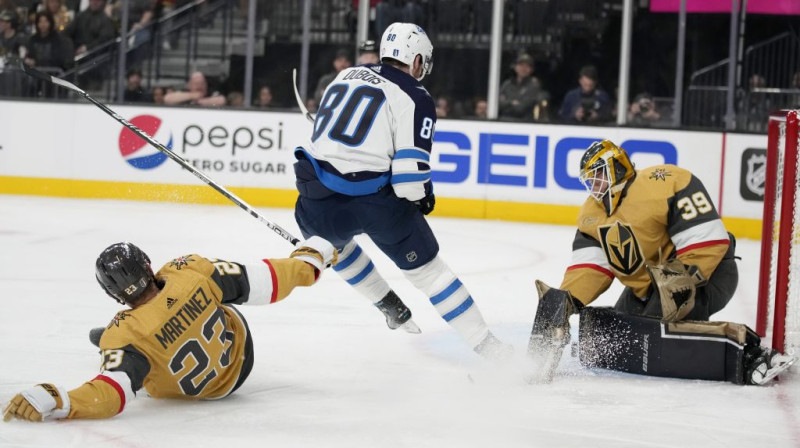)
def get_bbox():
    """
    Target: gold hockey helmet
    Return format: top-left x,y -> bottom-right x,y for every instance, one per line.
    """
579,140 -> 635,215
